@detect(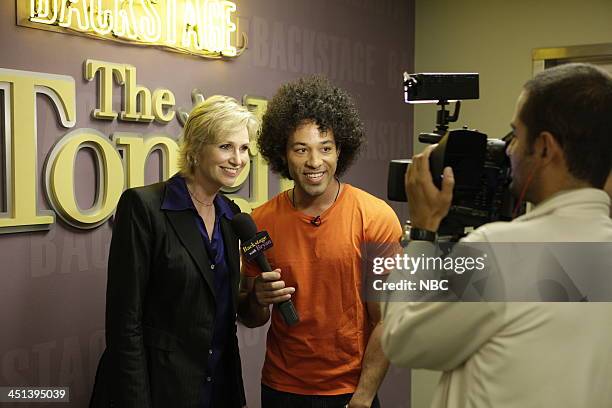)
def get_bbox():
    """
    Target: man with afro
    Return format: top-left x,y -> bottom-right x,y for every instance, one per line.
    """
239,76 -> 402,407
